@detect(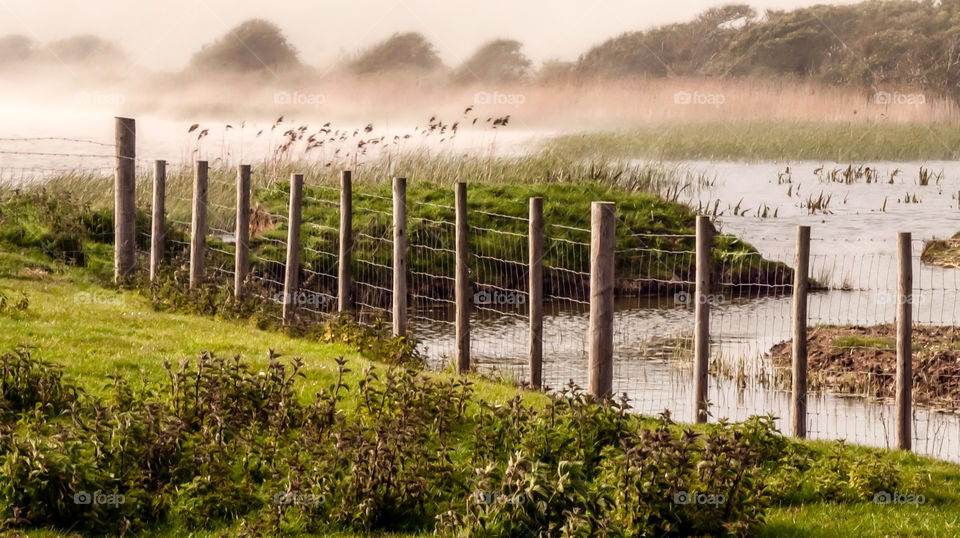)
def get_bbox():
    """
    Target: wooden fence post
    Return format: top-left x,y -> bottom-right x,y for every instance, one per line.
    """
589,201 -> 615,399
393,177 -> 408,337
149,159 -> 165,283
282,174 -> 304,325
791,225 -> 811,438
529,197 -> 544,389
235,164 -> 251,297
693,215 -> 712,423
455,182 -> 470,374
896,232 -> 913,451
114,117 -> 136,283
189,160 -> 208,289
338,170 -> 353,314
